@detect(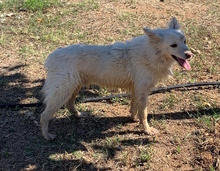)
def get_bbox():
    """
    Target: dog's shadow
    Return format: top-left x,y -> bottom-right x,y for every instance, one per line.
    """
48,113 -> 139,147
36,107 -> 219,170
49,107 -> 219,144
37,110 -> 152,170
35,114 -> 132,170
